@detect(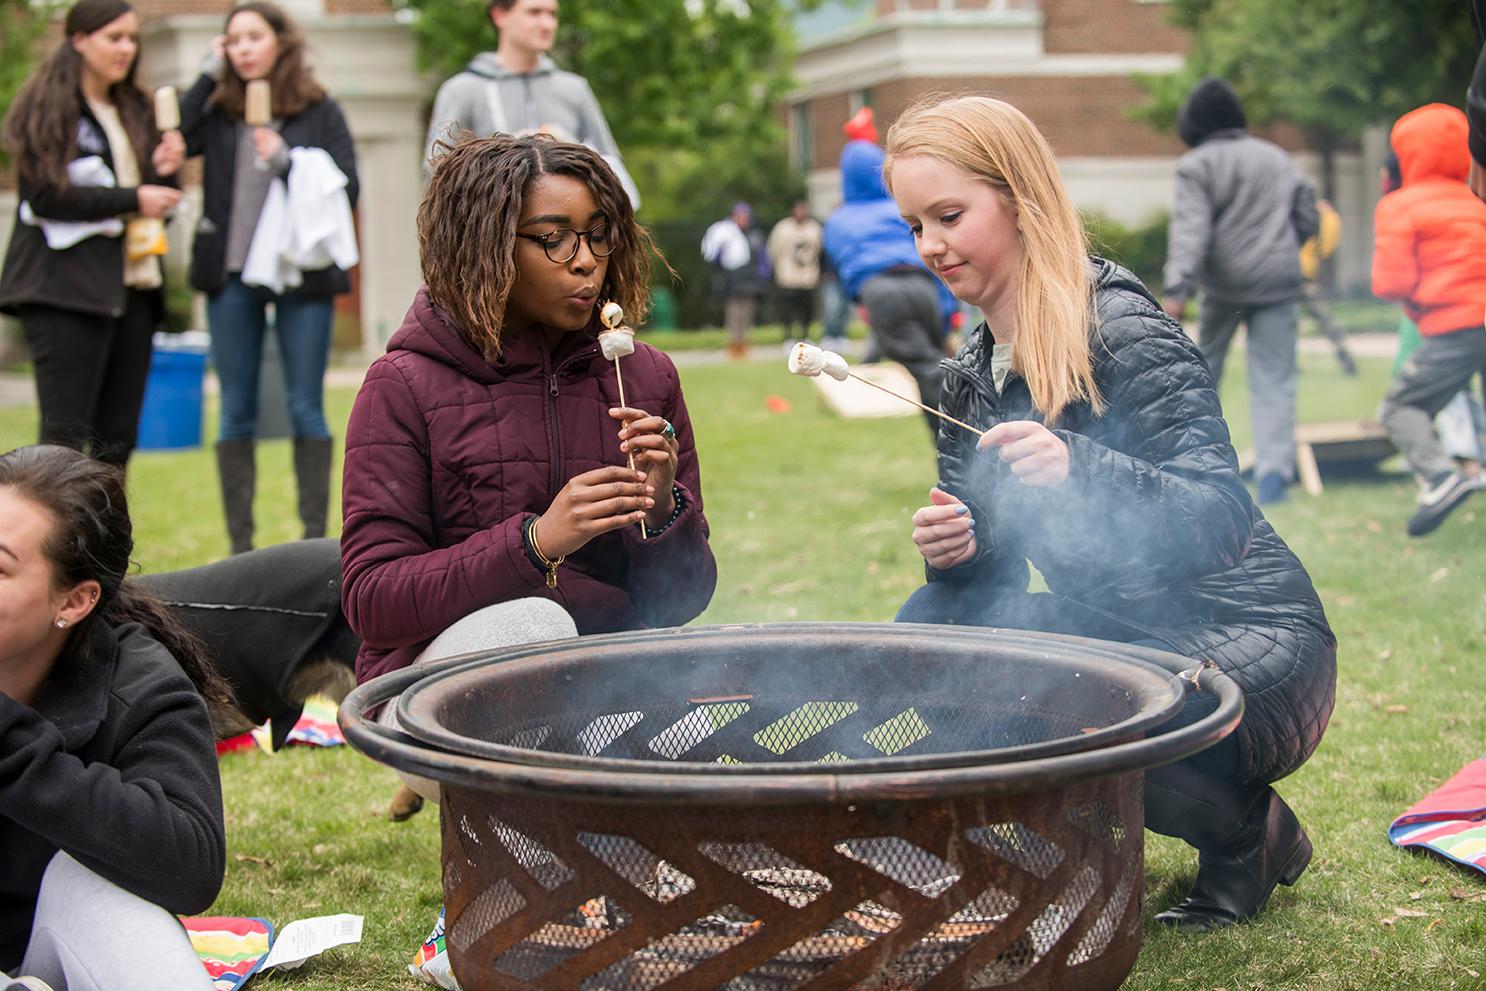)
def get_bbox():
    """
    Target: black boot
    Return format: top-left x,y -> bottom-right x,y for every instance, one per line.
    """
292,436 -> 333,540
215,440 -> 256,555
1147,770 -> 1312,931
